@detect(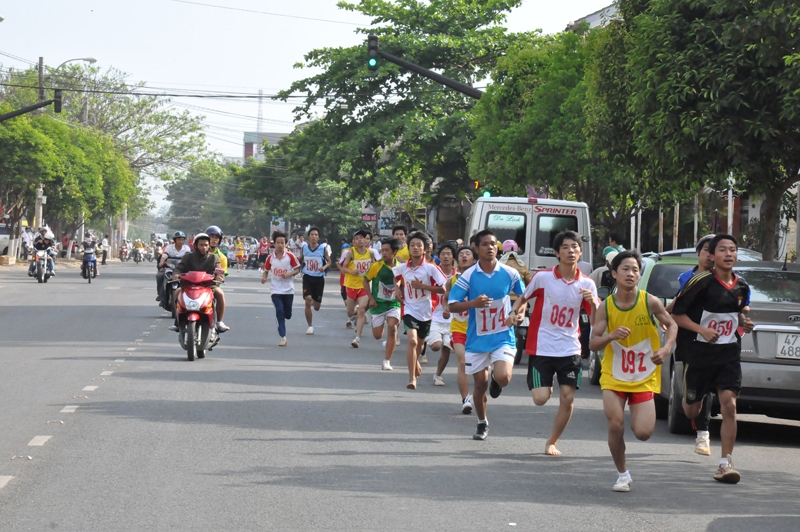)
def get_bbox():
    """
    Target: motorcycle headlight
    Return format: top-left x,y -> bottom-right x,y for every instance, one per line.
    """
186,299 -> 201,311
